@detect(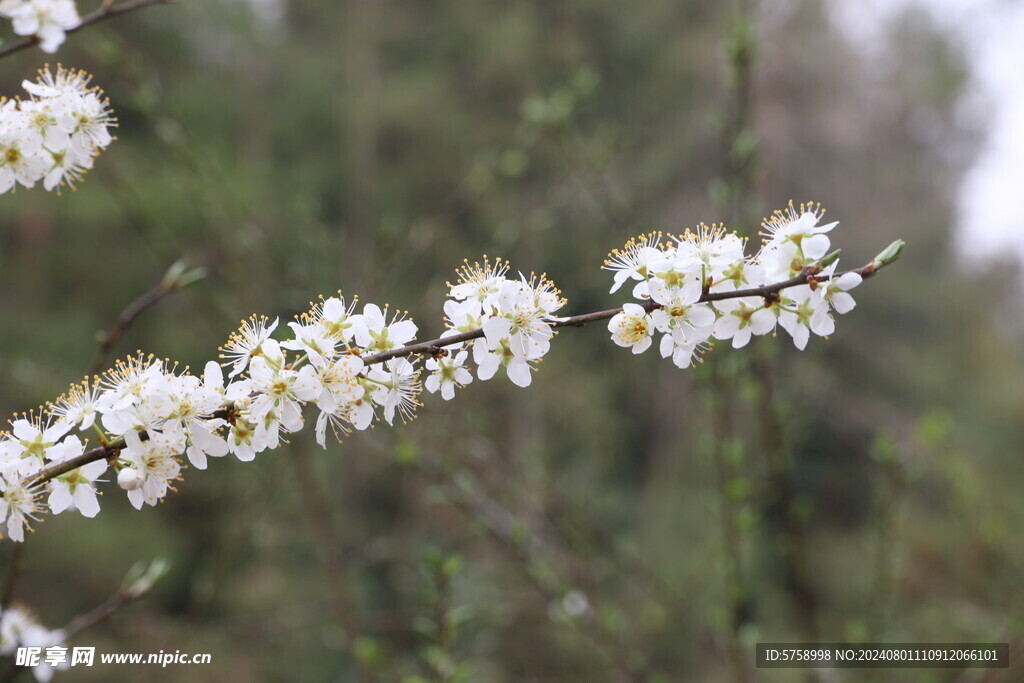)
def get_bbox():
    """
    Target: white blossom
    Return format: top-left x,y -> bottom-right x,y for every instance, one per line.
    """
758,201 -> 838,280
368,358 -> 420,425
246,340 -> 320,433
220,315 -> 279,379
608,303 -> 654,354
47,436 -> 105,518
120,430 -> 181,509
448,257 -> 510,305
816,262 -> 862,314
425,350 -> 473,400
349,303 -> 417,354
0,0 -> 80,53
0,66 -> 113,194
711,297 -> 776,349
602,233 -> 667,294
0,476 -> 41,542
